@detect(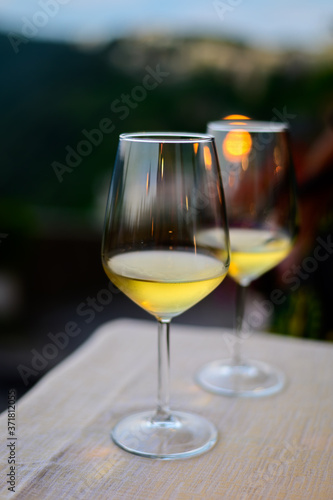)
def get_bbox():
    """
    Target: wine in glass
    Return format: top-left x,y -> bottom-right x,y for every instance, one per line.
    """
195,118 -> 298,397
101,132 -> 230,459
